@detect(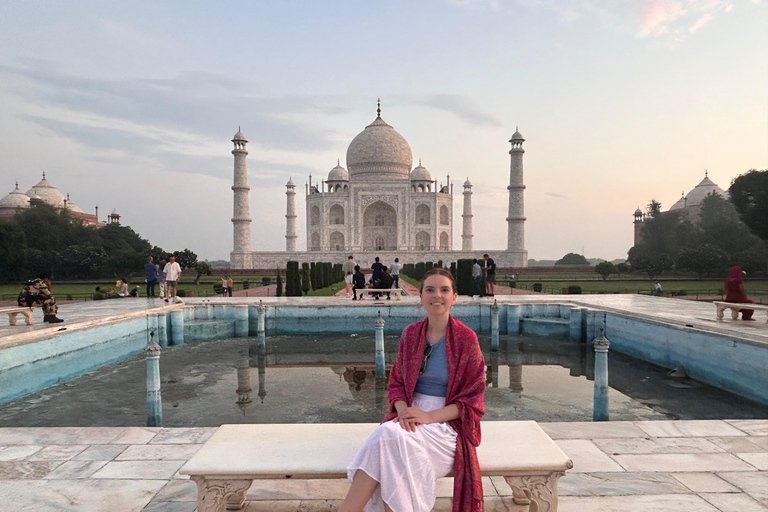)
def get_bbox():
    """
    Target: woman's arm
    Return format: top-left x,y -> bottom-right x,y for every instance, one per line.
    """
397,403 -> 459,429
